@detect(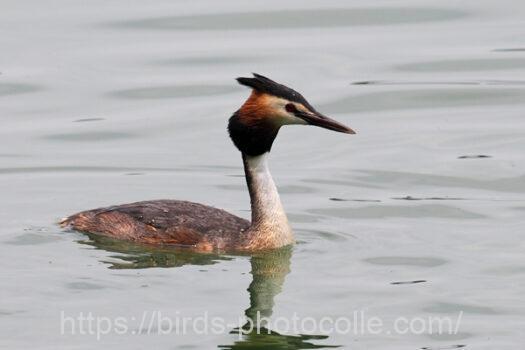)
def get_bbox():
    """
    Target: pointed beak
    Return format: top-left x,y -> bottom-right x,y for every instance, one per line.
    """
296,110 -> 356,134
